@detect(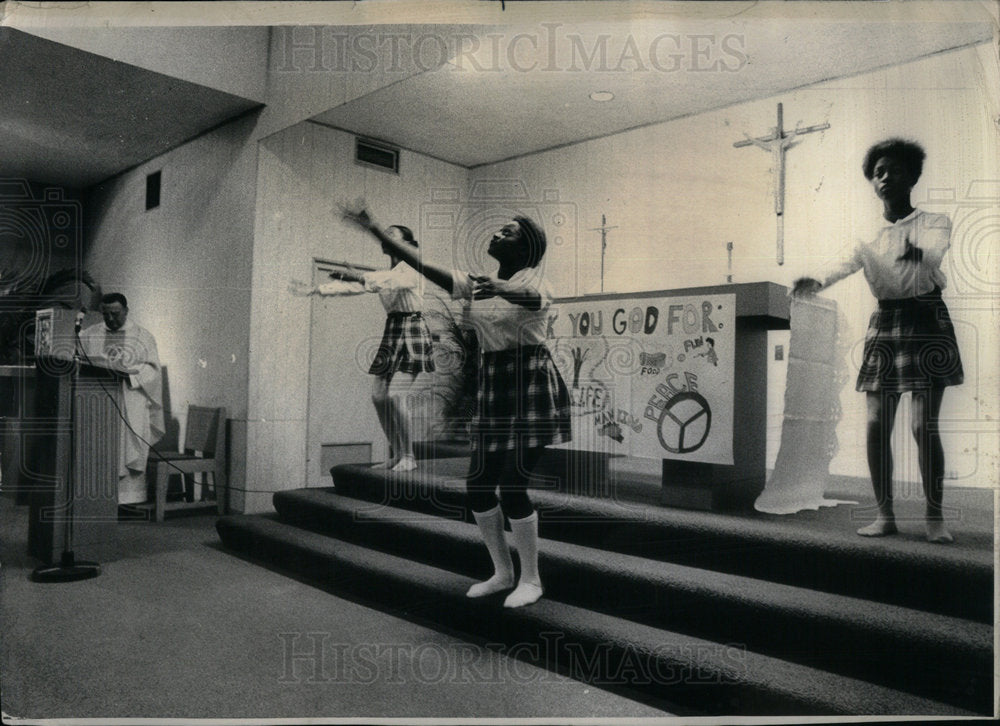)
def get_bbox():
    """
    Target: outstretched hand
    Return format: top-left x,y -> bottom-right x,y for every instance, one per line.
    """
340,199 -> 373,230
791,277 -> 822,297
470,275 -> 500,300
